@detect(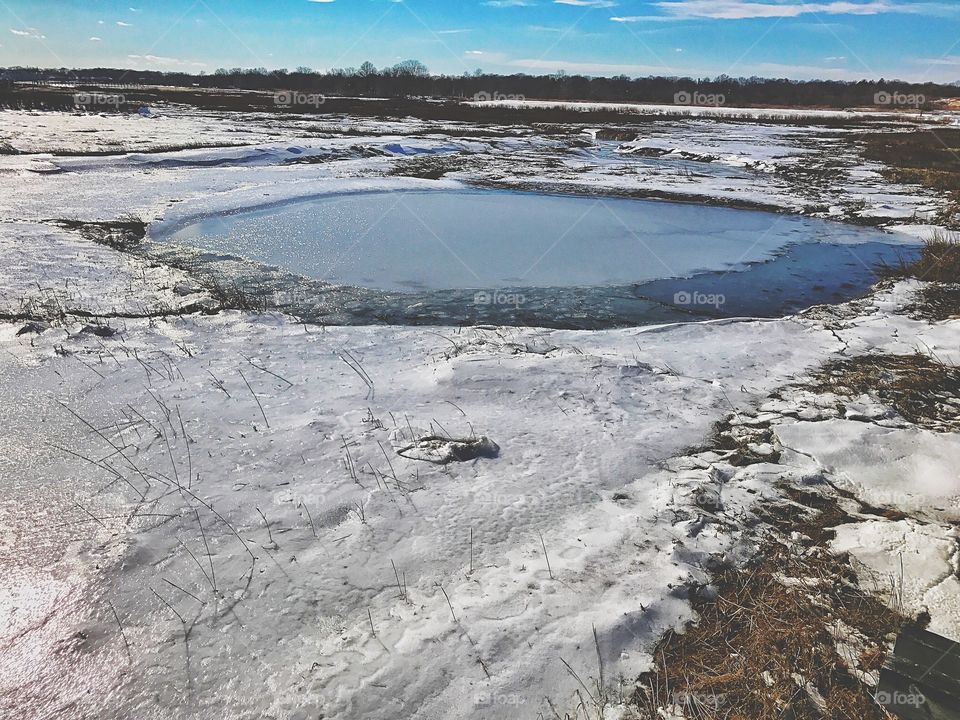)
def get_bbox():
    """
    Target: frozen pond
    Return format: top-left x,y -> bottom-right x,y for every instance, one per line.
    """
159,189 -> 917,328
